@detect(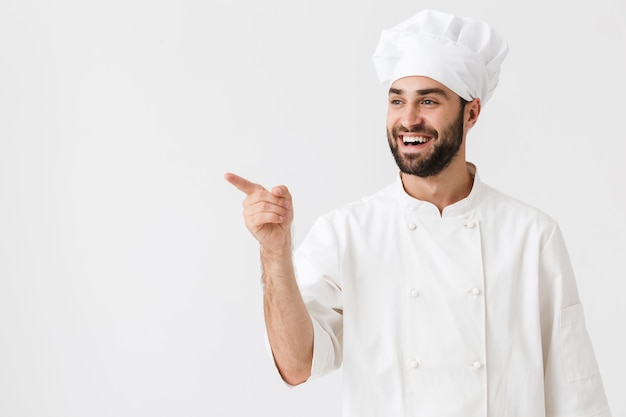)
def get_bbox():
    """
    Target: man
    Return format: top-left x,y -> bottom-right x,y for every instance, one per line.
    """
225,9 -> 611,416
